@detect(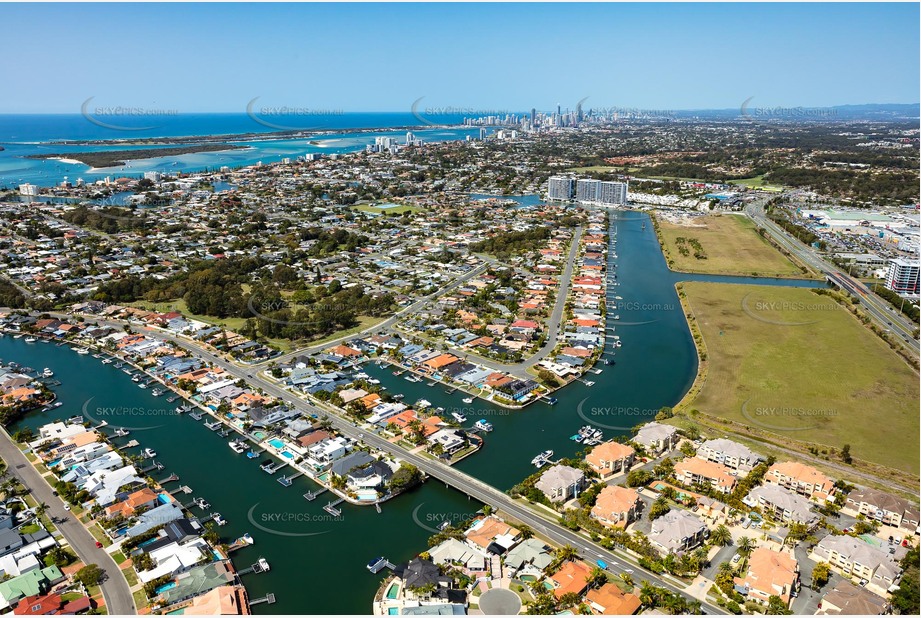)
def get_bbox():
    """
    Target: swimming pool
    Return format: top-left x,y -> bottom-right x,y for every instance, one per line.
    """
281,451 -> 295,459
155,581 -> 177,594
253,431 -> 267,440
268,438 -> 285,449
519,574 -> 538,582
386,583 -> 400,599
387,609 -> 398,615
